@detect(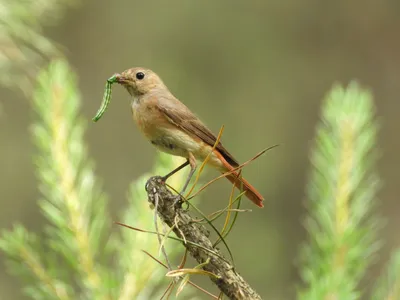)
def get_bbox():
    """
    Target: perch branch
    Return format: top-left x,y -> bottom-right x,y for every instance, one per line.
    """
145,176 -> 262,300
